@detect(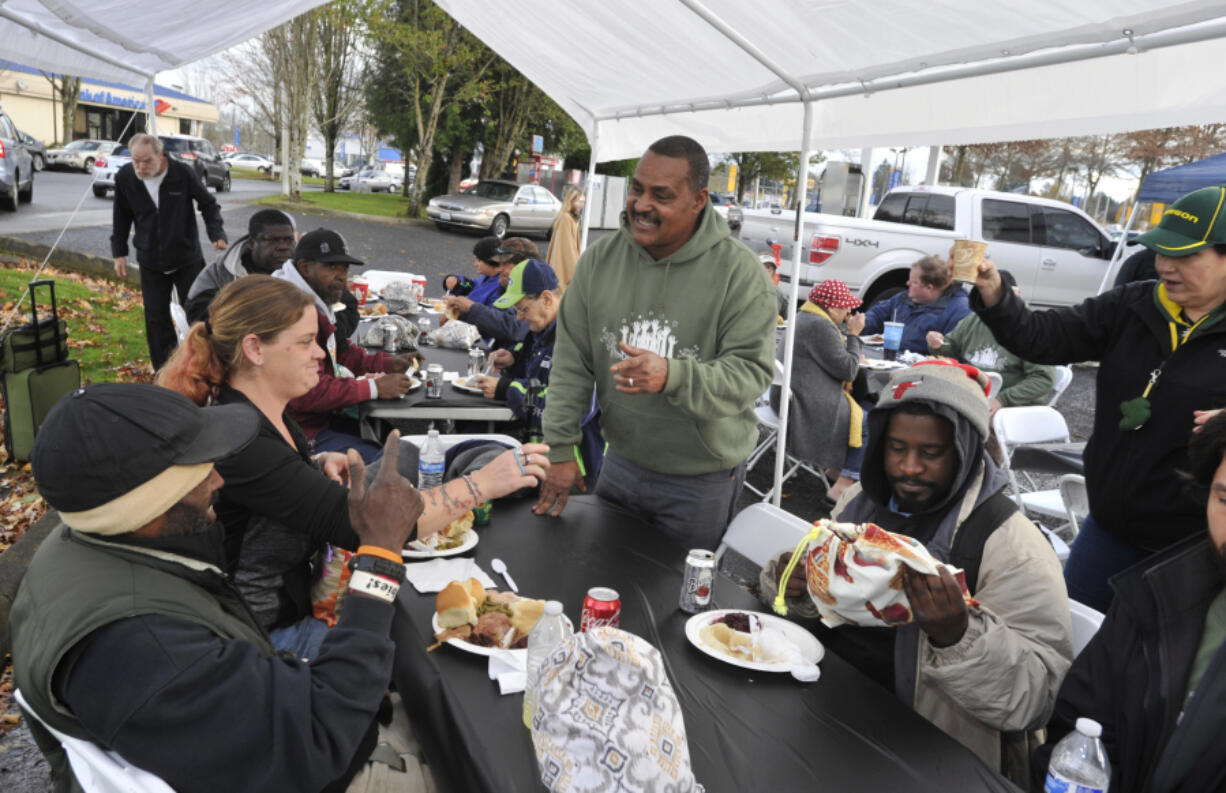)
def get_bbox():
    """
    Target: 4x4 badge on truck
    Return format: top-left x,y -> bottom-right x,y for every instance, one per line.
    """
846,238 -> 879,247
